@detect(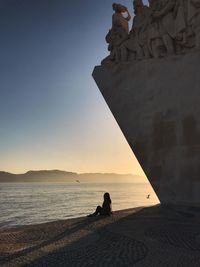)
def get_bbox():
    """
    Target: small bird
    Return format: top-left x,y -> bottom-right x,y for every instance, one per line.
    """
76,180 -> 80,183
147,194 -> 150,199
